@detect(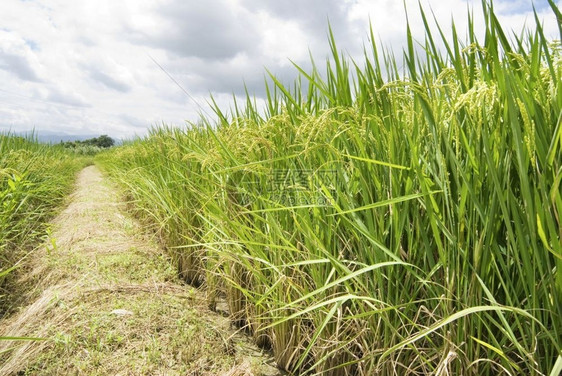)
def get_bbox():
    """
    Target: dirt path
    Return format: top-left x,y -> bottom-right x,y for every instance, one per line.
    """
0,166 -> 280,375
